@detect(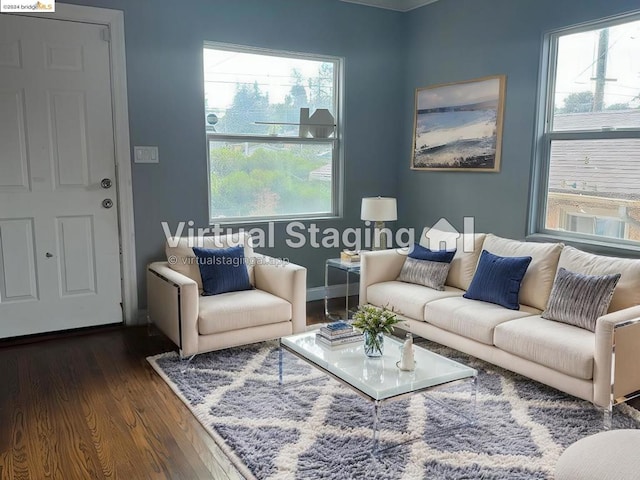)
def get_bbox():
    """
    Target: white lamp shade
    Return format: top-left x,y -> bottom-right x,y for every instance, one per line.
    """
361,197 -> 397,222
